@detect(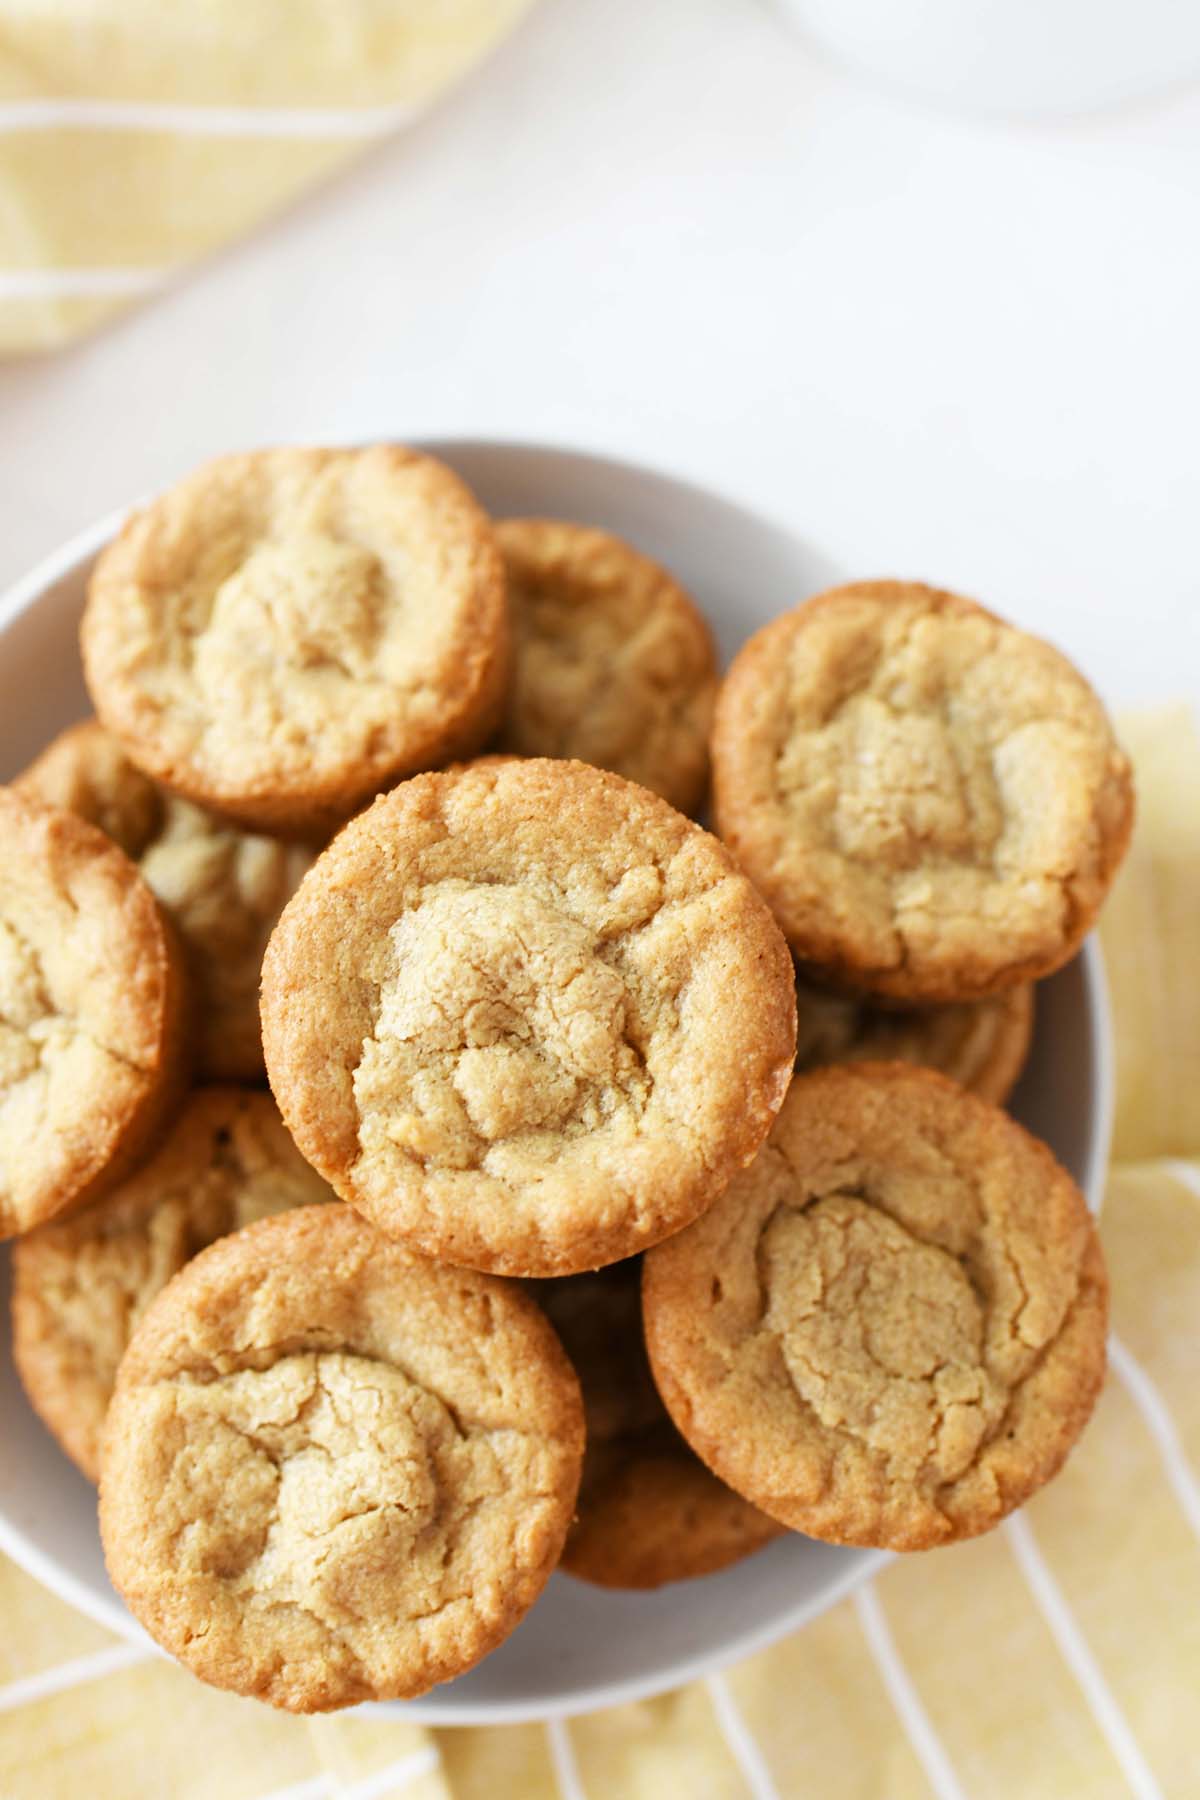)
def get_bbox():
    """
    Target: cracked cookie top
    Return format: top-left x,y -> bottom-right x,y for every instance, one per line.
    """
12,1088 -> 335,1479
495,519 -> 718,814
98,1204 -> 584,1712
260,758 -> 797,1277
711,582 -> 1134,999
794,979 -> 1033,1106
642,1063 -> 1107,1550
540,1261 -> 781,1589
0,788 -> 184,1238
19,721 -> 313,1080
81,446 -> 509,836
